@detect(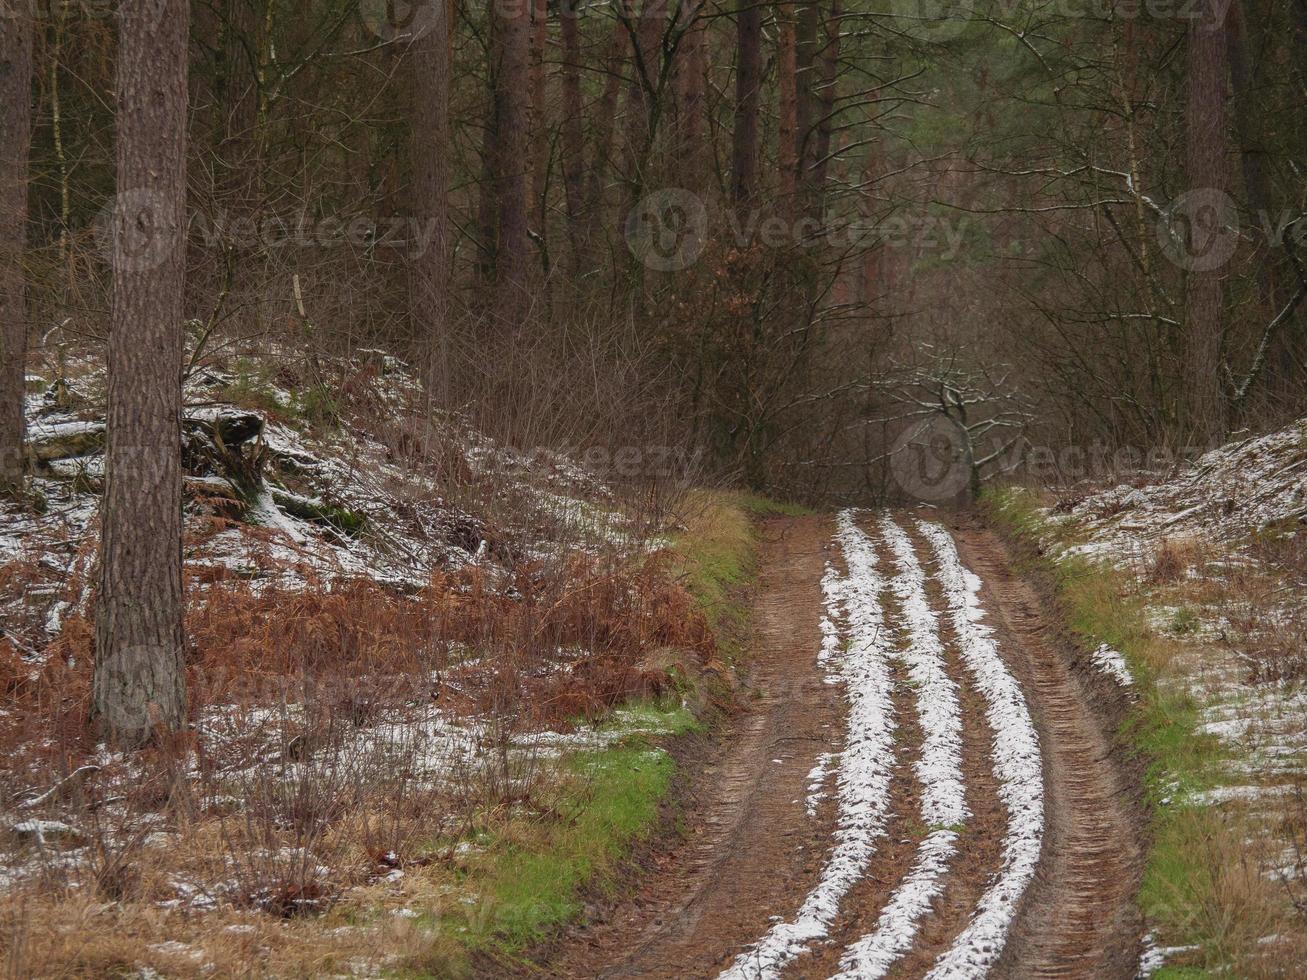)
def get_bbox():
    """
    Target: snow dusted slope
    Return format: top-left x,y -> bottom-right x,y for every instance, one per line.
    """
1057,419 -> 1307,560
0,352 -> 639,649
